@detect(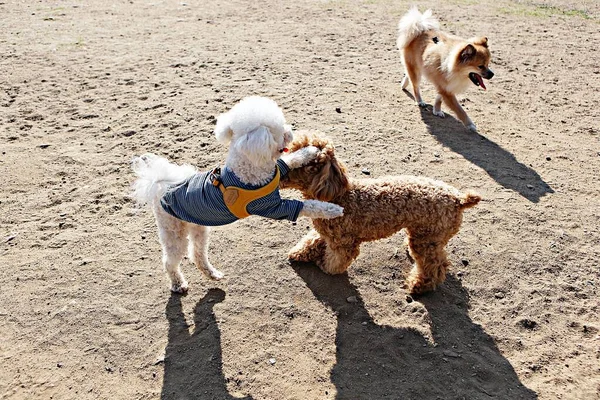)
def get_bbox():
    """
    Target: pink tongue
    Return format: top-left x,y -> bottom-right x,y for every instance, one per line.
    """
477,74 -> 486,90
